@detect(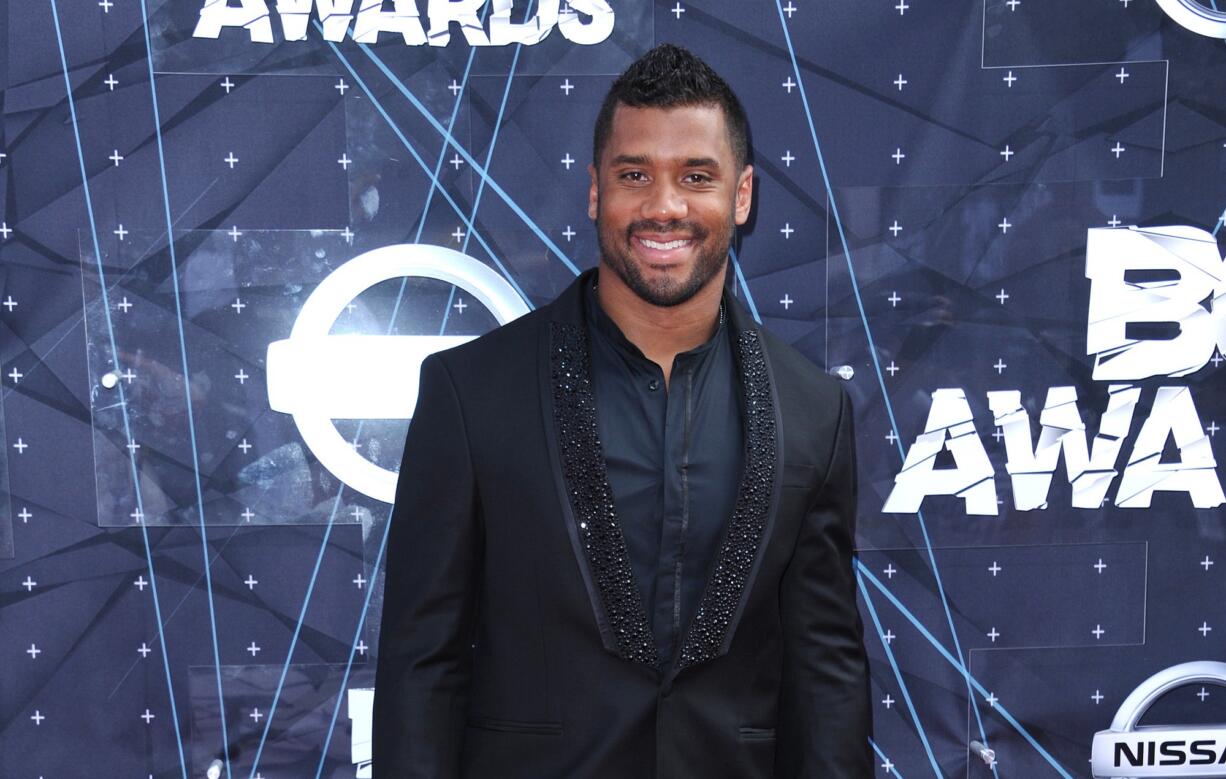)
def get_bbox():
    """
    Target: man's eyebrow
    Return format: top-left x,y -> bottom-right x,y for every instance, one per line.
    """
684,157 -> 720,169
610,154 -> 650,166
